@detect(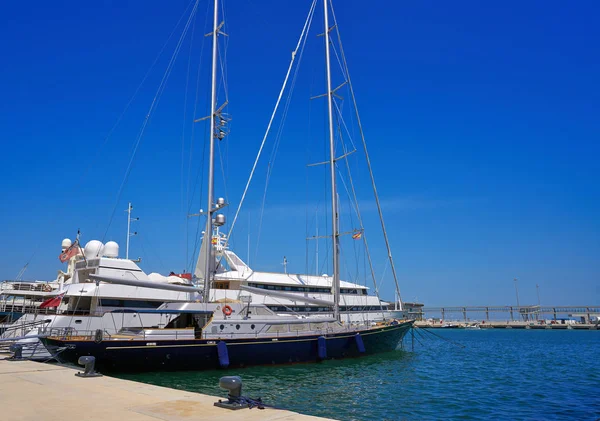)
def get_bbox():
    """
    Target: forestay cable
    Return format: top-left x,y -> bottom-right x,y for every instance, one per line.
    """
100,0 -> 201,247
330,3 -> 404,304
224,0 -> 318,247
